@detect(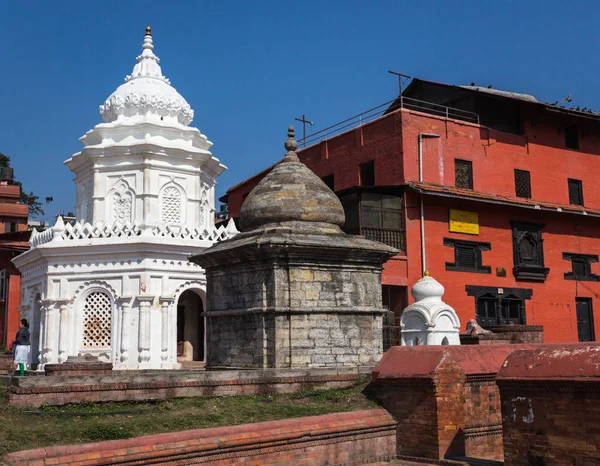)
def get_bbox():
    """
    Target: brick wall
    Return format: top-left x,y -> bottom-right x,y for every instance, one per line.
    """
370,345 -> 532,462
3,409 -> 397,466
7,366 -> 372,407
497,343 -> 600,465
